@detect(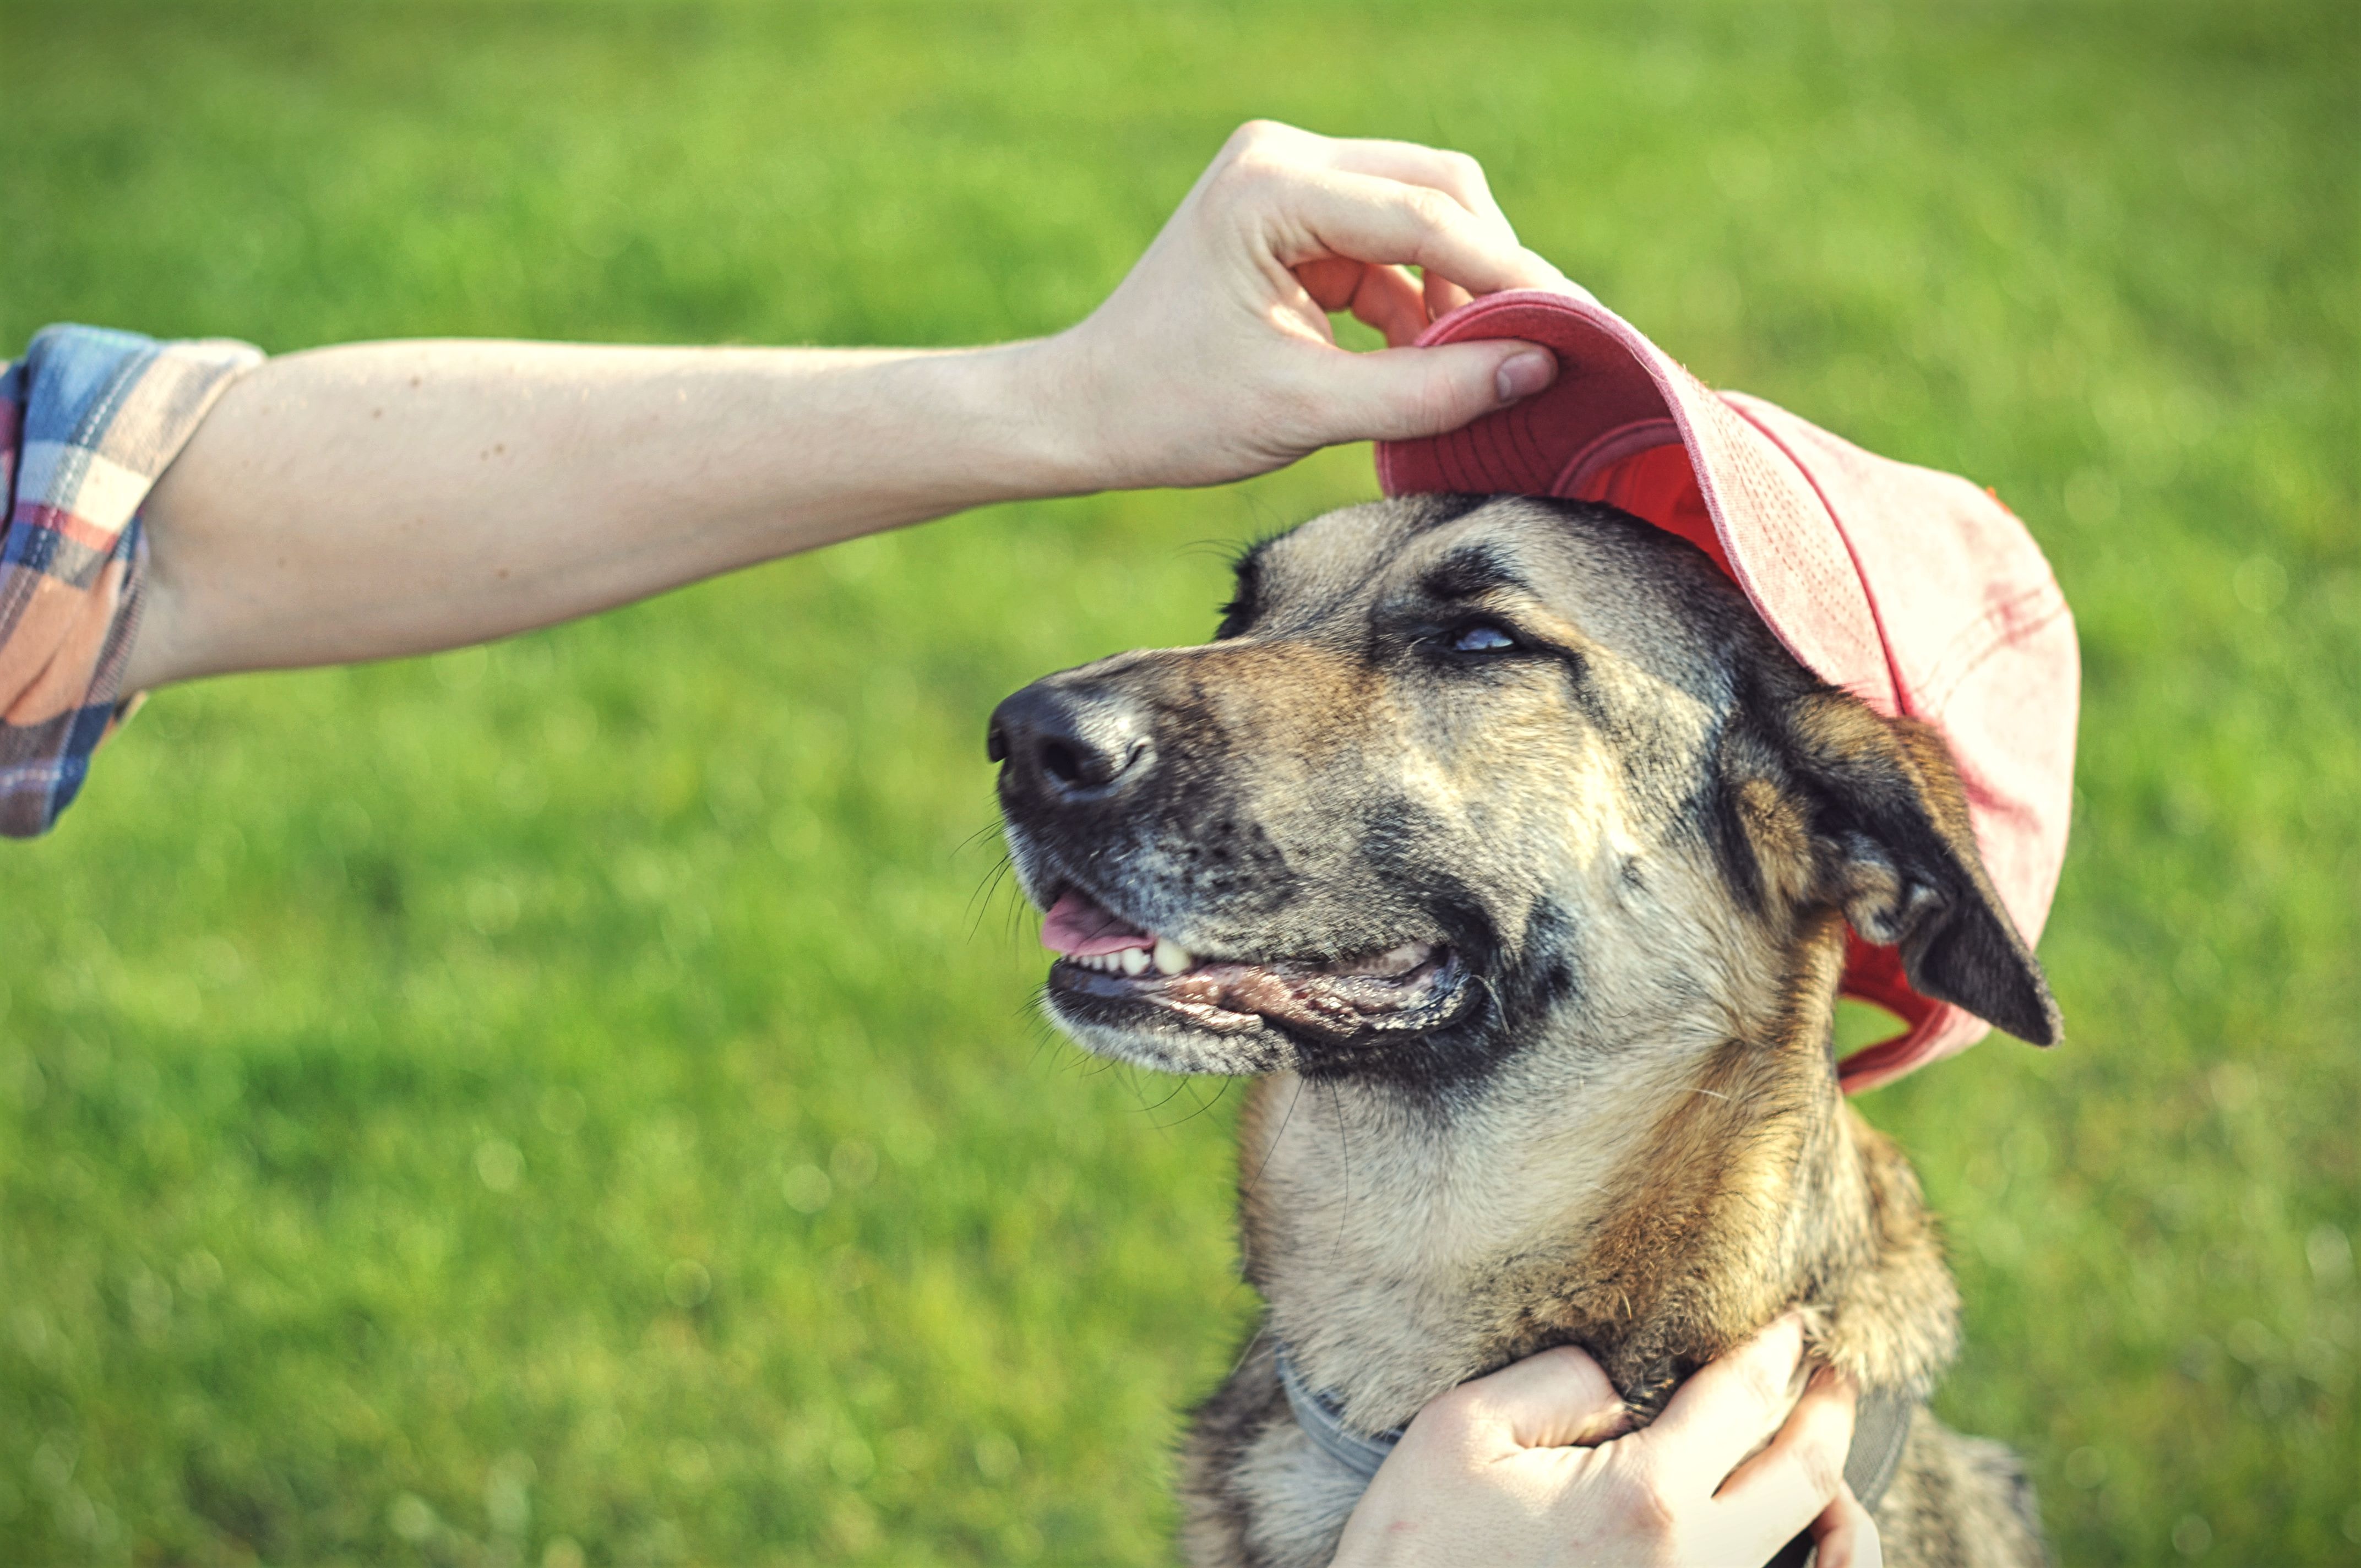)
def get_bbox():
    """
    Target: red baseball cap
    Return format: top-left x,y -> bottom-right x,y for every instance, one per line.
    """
1376,290 -> 2076,1092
